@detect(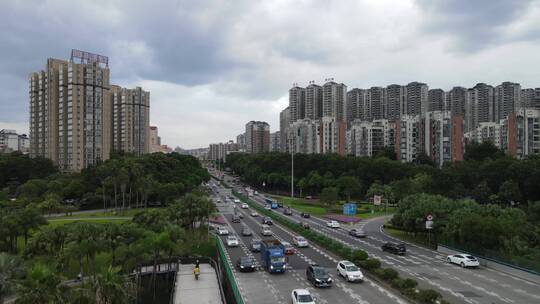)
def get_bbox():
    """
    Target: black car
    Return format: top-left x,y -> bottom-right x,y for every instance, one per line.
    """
236,257 -> 257,272
301,212 -> 311,218
382,242 -> 406,255
283,208 -> 293,215
300,222 -> 310,229
232,214 -> 241,223
349,229 -> 366,238
241,226 -> 252,236
250,239 -> 262,252
306,264 -> 332,288
262,217 -> 273,225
